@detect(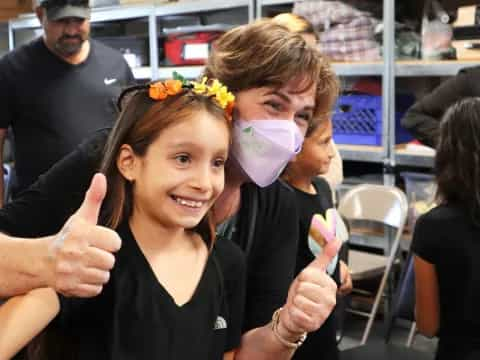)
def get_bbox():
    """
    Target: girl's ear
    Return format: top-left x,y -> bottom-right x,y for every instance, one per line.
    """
116,144 -> 138,182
